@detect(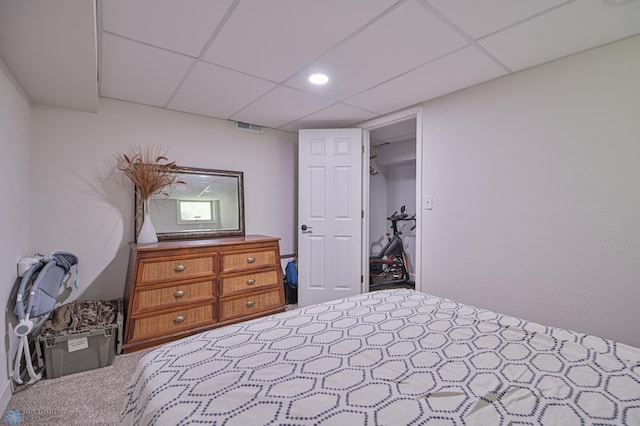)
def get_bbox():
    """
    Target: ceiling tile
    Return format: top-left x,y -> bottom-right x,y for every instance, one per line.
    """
426,0 -> 568,39
168,61 -> 276,119
280,103 -> 378,132
0,0 -> 97,112
231,86 -> 335,129
102,0 -> 235,57
285,0 -> 469,101
100,34 -> 194,107
202,0 -> 398,83
479,0 -> 640,71
345,46 -> 507,114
